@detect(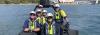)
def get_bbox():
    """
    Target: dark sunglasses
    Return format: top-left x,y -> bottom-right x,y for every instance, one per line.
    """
47,16 -> 53,19
30,13 -> 36,16
36,12 -> 41,14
